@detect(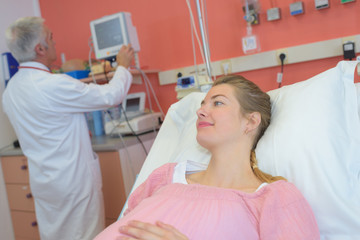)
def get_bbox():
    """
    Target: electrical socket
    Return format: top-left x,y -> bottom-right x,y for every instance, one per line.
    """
276,49 -> 288,65
267,8 -> 281,21
221,60 -> 232,75
290,1 -> 304,15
